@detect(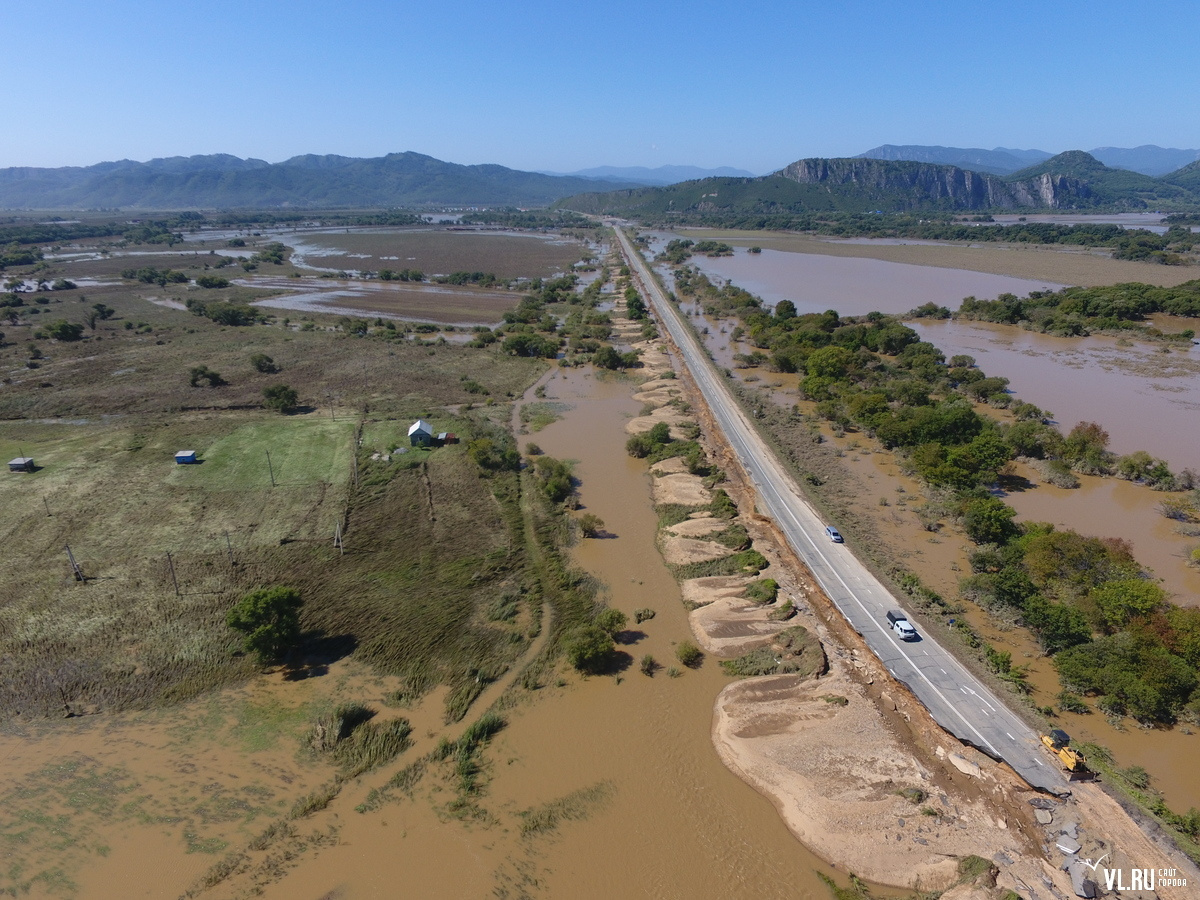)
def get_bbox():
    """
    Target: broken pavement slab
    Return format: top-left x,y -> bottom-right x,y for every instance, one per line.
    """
1056,834 -> 1082,855
948,753 -> 982,778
